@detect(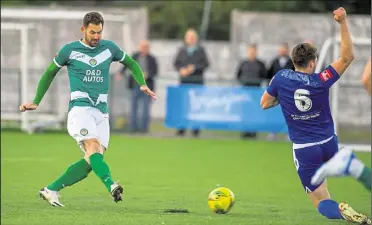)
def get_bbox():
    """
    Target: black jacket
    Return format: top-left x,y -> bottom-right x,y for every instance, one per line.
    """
121,52 -> 158,90
173,45 -> 209,84
236,59 -> 267,87
266,56 -> 295,80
